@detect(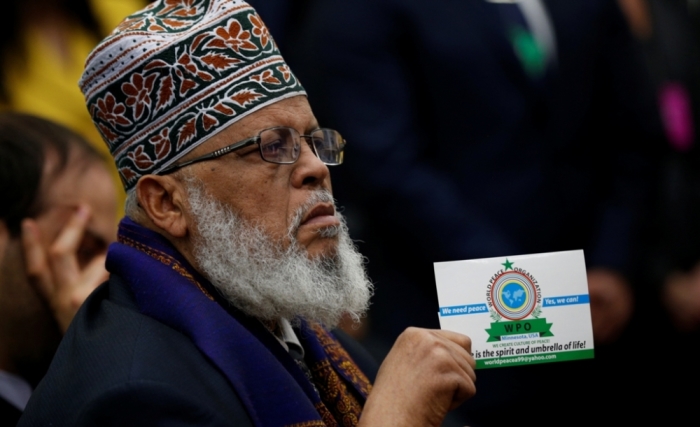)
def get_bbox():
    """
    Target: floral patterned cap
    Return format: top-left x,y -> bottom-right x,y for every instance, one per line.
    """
80,0 -> 306,191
